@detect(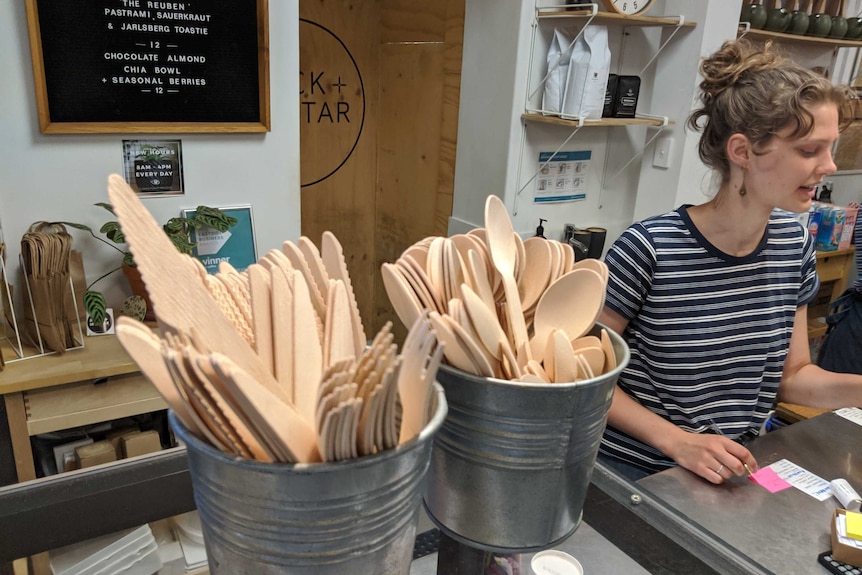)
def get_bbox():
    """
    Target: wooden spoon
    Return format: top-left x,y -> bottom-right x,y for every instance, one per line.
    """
484,195 -> 531,365
552,329 -> 579,383
575,345 -> 605,377
525,359 -> 550,383
400,253 -> 445,313
443,309 -> 496,377
459,283 -> 504,361
396,259 -> 439,314
427,310 -> 477,374
572,258 -> 609,284
530,268 -> 606,362
600,328 -> 617,374
381,262 -> 423,328
466,249 -> 497,314
559,240 -> 575,274
519,237 -> 553,313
